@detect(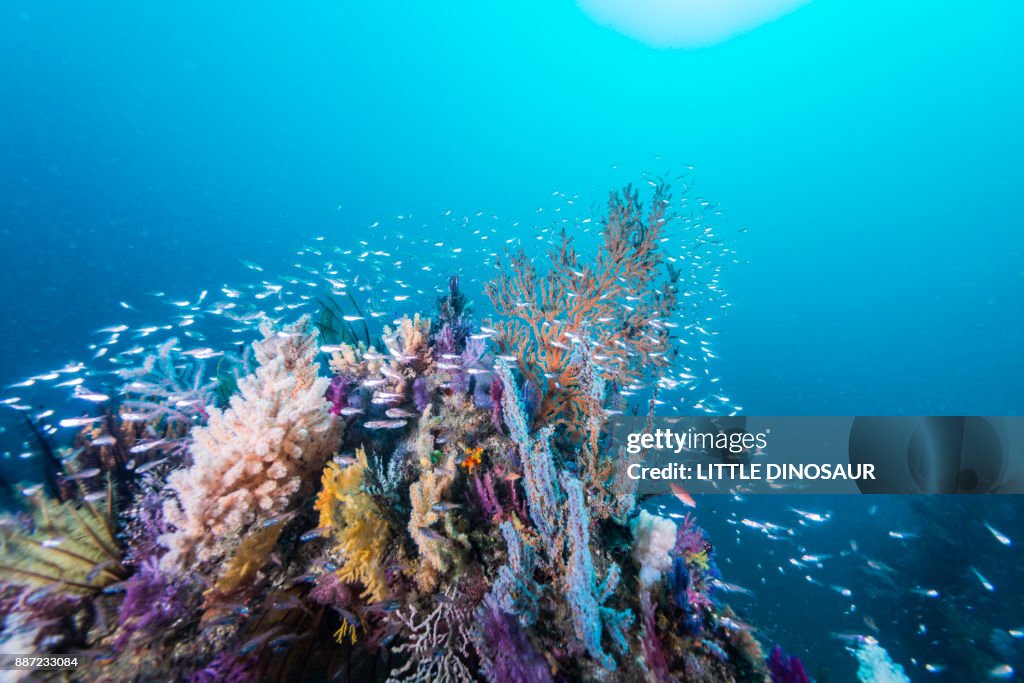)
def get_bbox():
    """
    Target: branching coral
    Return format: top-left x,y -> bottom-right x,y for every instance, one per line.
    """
495,361 -> 561,540
474,594 -> 552,683
386,586 -> 475,683
560,473 -> 632,671
573,343 -> 636,522
489,521 -> 541,627
380,314 -> 433,396
160,316 -> 339,572
486,182 -> 680,430
315,448 -> 392,604
639,590 -> 673,683
407,407 -> 469,593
